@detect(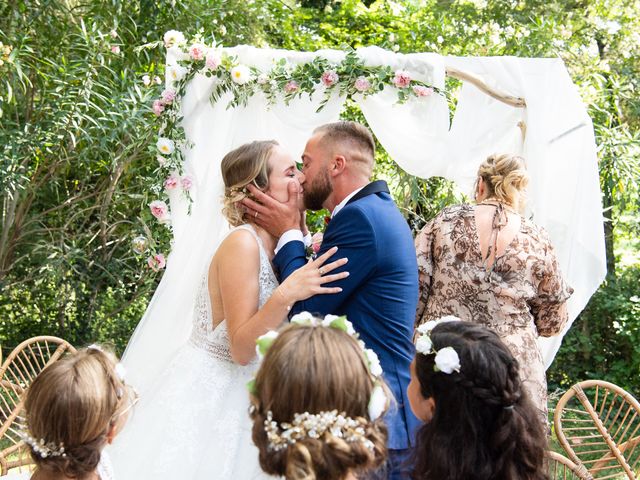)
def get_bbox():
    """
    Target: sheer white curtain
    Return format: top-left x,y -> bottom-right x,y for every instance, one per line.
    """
123,46 -> 605,394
